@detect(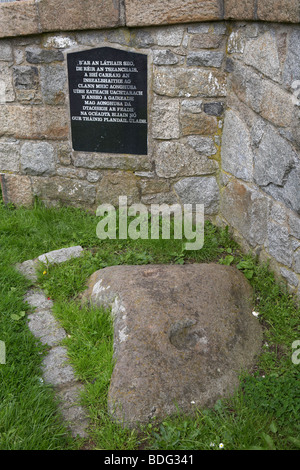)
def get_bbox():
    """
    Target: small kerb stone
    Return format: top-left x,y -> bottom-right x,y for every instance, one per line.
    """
38,246 -> 84,264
